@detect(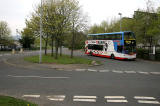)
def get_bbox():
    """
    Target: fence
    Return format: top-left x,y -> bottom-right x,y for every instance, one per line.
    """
137,46 -> 160,61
